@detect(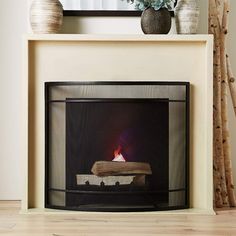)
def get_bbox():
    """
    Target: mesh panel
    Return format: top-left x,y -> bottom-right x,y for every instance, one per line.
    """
46,82 -> 189,211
